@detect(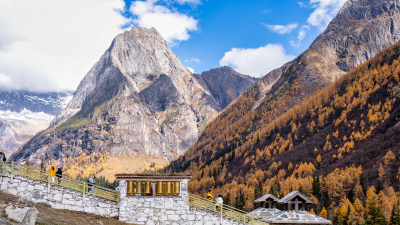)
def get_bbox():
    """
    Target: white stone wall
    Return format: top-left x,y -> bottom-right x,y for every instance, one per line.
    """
187,207 -> 245,225
118,179 -> 190,224
118,180 -> 246,225
0,173 -> 118,217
